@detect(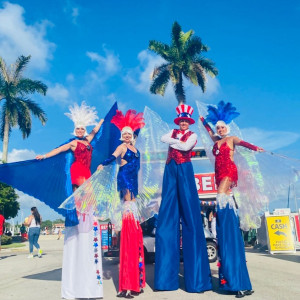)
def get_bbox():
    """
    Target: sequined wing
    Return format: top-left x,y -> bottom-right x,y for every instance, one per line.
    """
59,163 -> 122,226
135,106 -> 170,223
196,101 -> 300,231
